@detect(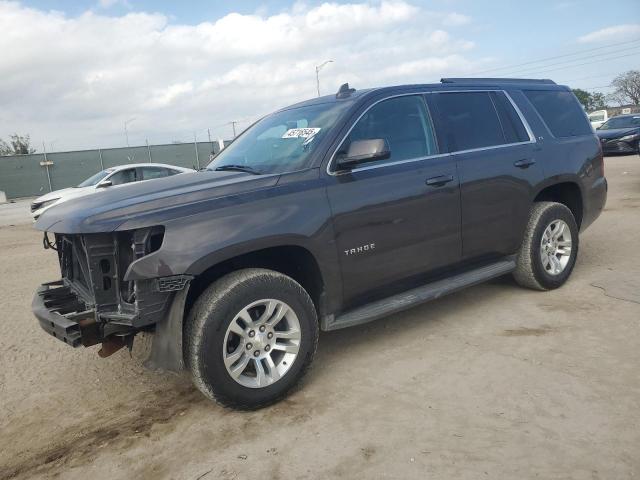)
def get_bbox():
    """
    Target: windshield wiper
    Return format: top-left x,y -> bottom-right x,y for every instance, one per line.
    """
213,164 -> 261,175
